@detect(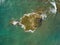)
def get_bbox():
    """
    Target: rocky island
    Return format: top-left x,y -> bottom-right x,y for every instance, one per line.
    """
10,0 -> 58,33
19,11 -> 47,33
20,12 -> 42,32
